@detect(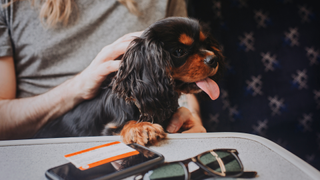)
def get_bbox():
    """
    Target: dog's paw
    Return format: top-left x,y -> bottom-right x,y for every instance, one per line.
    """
120,120 -> 167,146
